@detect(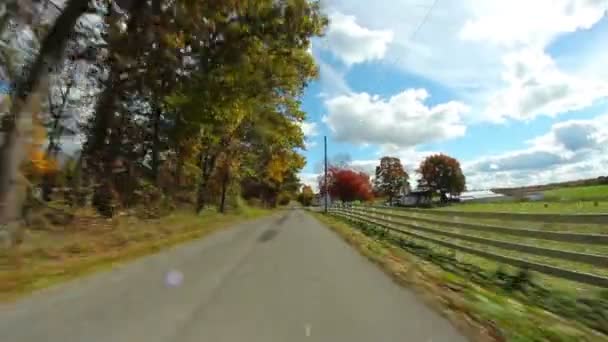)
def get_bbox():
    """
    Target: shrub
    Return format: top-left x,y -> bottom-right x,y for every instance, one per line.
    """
277,193 -> 291,206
